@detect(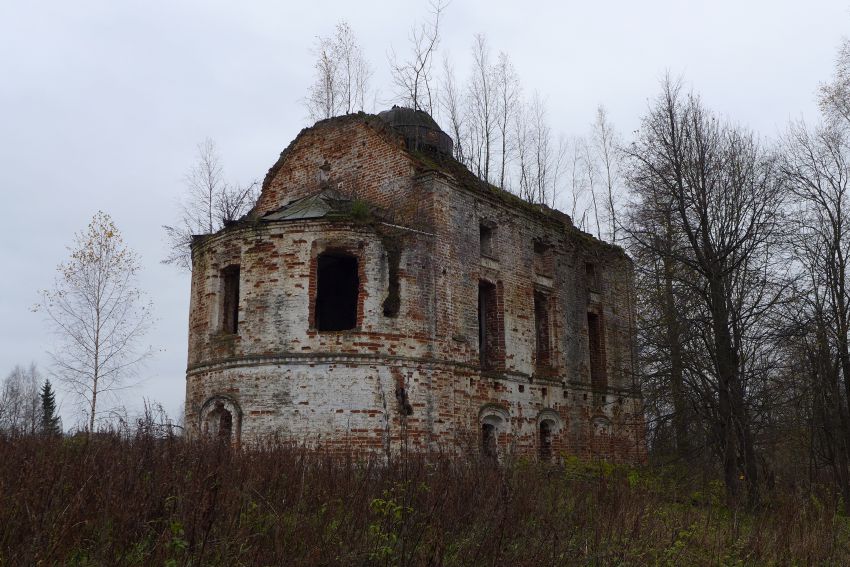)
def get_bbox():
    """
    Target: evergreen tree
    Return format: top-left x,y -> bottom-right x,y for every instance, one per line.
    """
40,379 -> 60,435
